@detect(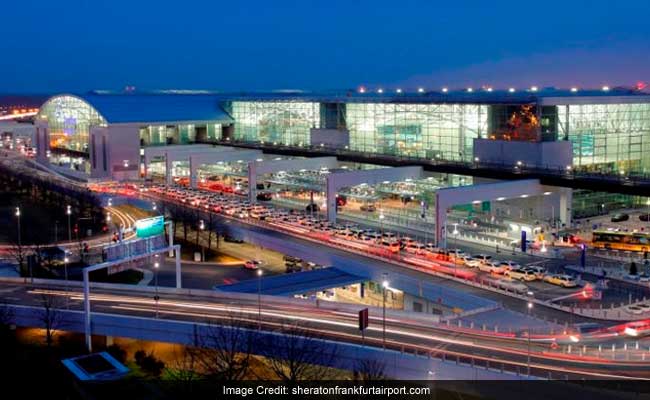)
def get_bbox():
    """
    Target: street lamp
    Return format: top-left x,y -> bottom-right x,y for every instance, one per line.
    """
66,205 -> 72,242
15,206 -> 21,247
257,269 -> 263,330
199,219 -> 205,262
154,259 -> 160,318
382,274 -> 389,349
152,202 -> 157,211
379,210 -> 385,236
527,302 -> 533,376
